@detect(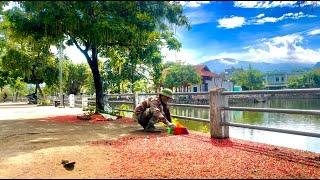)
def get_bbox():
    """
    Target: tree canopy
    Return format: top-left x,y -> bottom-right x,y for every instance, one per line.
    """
163,63 -> 201,90
64,62 -> 88,95
0,33 -> 59,97
231,65 -> 264,90
288,69 -> 320,88
3,1 -> 190,112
